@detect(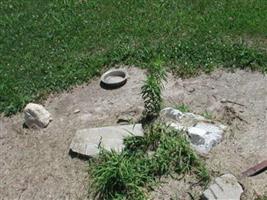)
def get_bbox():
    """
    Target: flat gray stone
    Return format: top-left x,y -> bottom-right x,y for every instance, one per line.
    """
70,124 -> 143,157
203,174 -> 243,200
